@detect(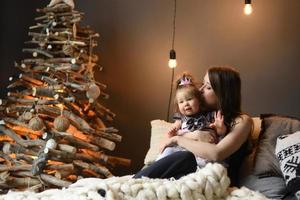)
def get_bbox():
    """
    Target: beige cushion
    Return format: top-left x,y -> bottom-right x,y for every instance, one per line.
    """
144,120 -> 172,165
